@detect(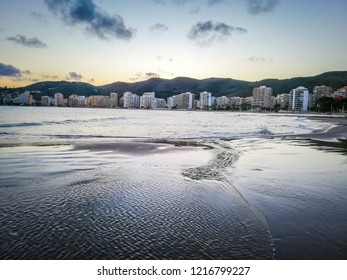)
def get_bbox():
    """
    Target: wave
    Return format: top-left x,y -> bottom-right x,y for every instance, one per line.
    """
46,134 -> 147,139
0,122 -> 43,128
258,126 -> 274,136
187,127 -> 274,140
0,116 -> 126,128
